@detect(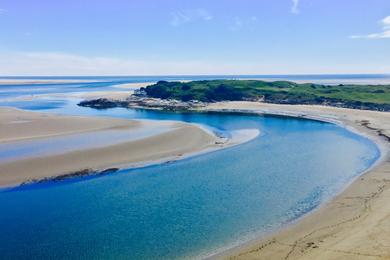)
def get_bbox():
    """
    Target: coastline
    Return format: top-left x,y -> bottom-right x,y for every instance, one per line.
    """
199,101 -> 390,260
0,107 -> 223,188
2,100 -> 389,259
73,97 -> 389,259
0,107 -> 259,189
